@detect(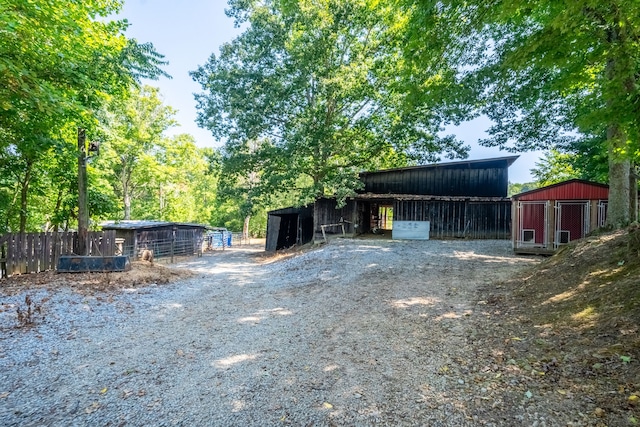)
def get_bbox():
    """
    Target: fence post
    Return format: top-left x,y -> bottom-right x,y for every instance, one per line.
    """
0,238 -> 6,278
170,226 -> 176,263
